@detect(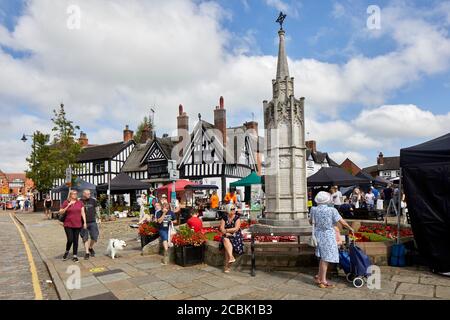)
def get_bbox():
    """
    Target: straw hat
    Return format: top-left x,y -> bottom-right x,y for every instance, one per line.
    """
315,191 -> 331,205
